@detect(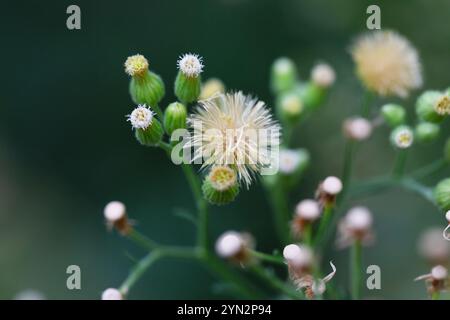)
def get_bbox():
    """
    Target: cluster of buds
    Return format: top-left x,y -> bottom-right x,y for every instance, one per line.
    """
215,231 -> 255,266
283,244 -> 336,299
415,265 -> 449,297
337,207 -> 374,249
103,201 -> 132,236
